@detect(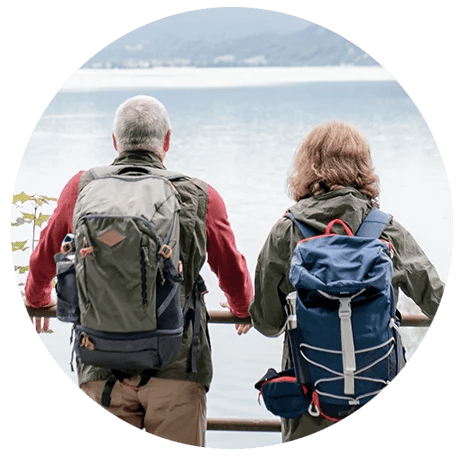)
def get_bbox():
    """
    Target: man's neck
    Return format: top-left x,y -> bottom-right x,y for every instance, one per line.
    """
112,150 -> 165,169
